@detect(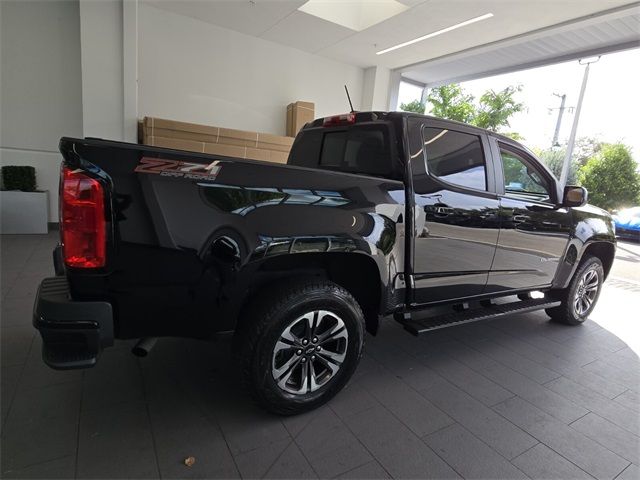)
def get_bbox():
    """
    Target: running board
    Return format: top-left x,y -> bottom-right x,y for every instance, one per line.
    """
400,298 -> 561,336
